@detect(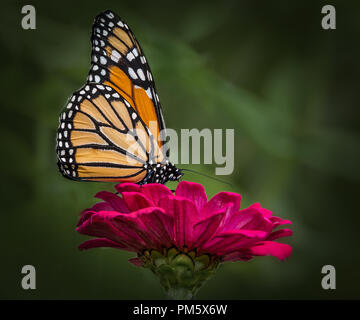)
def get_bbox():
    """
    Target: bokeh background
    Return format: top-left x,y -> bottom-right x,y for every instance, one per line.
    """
1,0 -> 360,299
